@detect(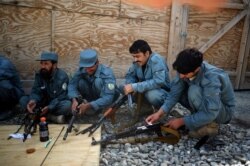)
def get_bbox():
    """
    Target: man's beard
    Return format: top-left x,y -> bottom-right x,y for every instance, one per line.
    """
40,68 -> 52,80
